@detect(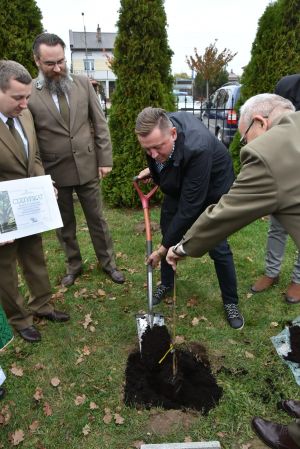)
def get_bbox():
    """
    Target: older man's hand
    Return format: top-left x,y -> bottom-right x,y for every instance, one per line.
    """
166,246 -> 185,271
